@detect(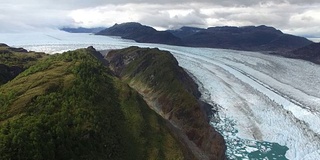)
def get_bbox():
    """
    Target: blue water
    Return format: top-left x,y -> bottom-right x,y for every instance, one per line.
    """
211,117 -> 288,160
